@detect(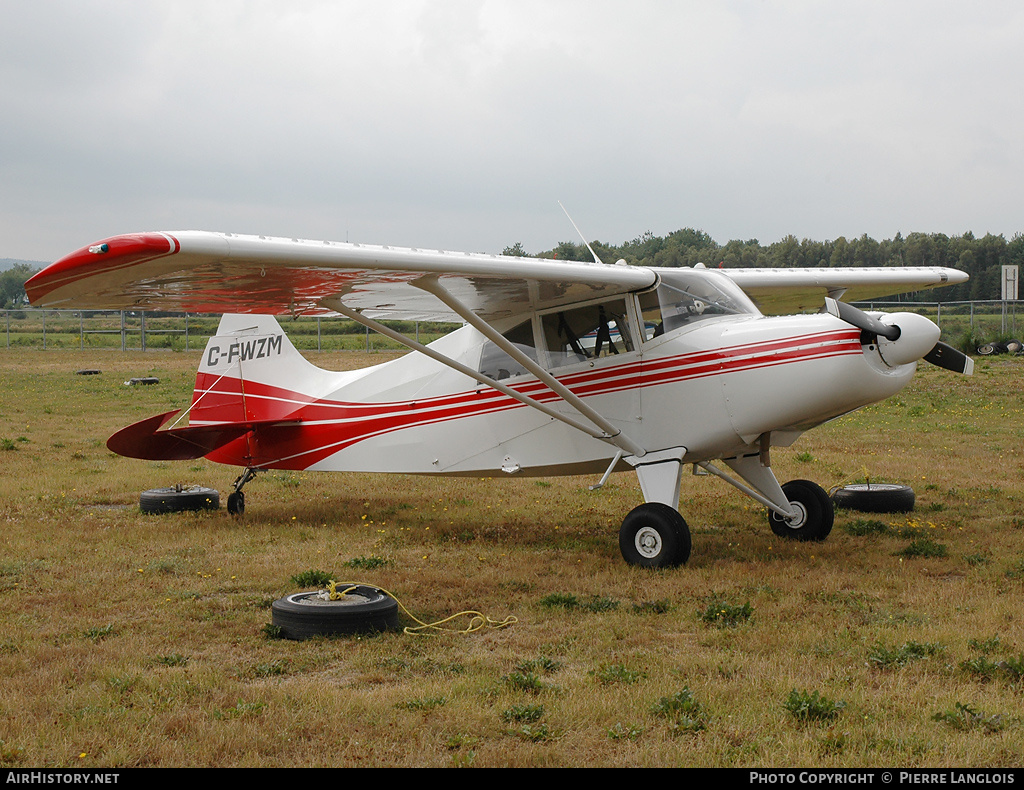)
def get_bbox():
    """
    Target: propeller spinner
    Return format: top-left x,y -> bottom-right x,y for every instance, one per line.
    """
824,297 -> 973,375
